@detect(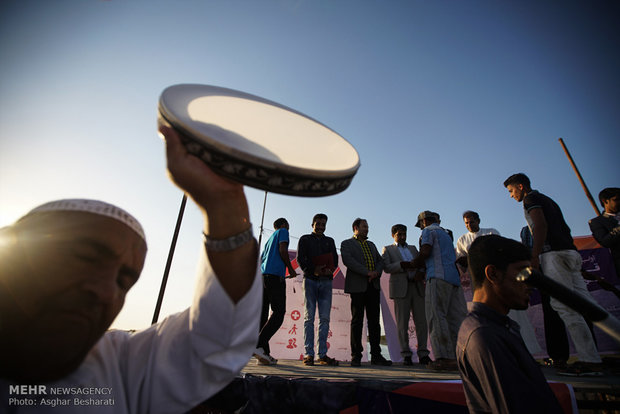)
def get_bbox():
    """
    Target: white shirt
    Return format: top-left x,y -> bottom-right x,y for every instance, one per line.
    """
397,243 -> 414,262
456,227 -> 500,258
397,243 -> 416,278
1,247 -> 262,414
